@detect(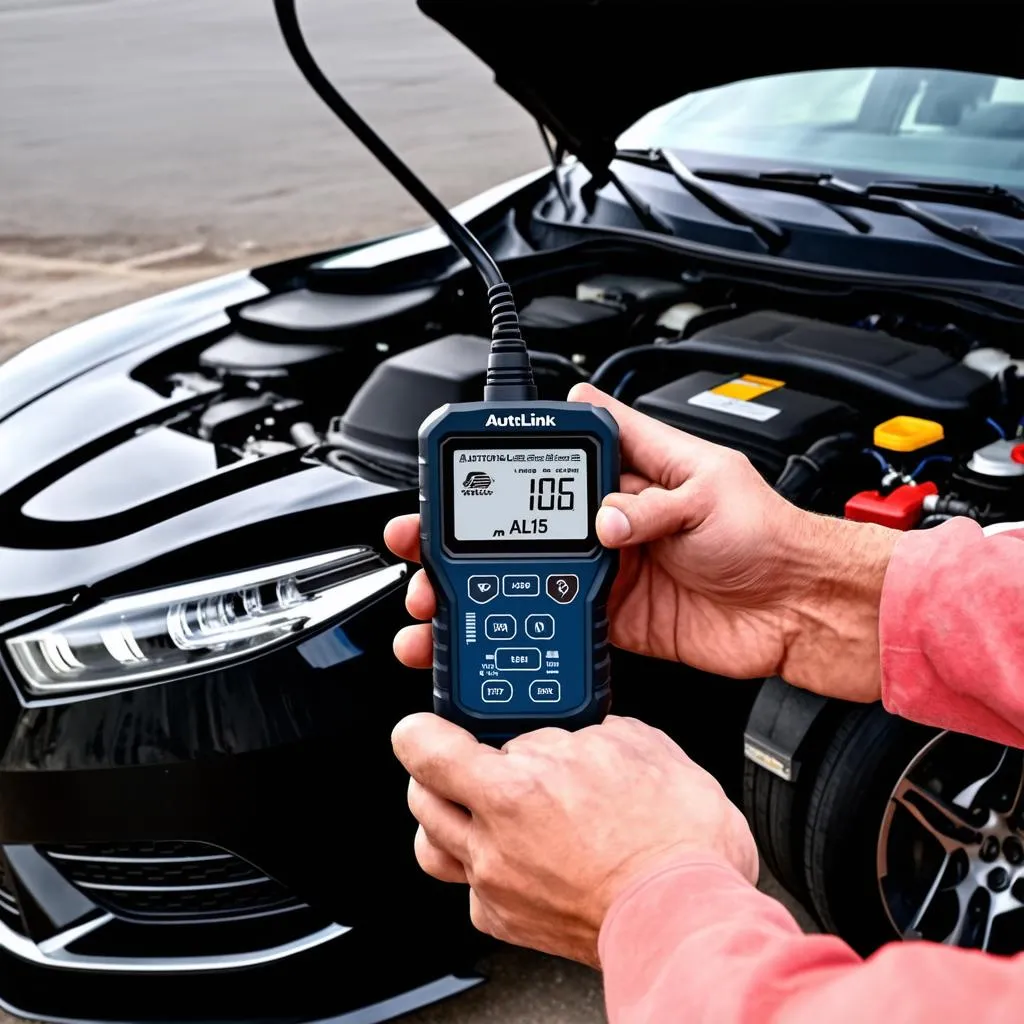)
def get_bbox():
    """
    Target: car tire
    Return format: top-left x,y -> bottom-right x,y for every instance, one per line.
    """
802,703 -> 940,955
743,760 -> 814,904
742,692 -> 840,909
